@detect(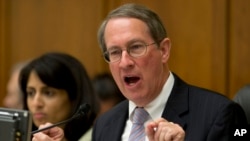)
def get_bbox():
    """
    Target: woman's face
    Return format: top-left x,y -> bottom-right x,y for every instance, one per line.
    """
26,70 -> 72,127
